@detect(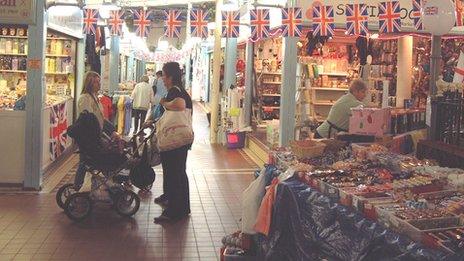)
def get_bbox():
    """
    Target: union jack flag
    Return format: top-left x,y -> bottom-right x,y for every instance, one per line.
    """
134,9 -> 152,38
346,4 -> 369,35
282,7 -> 302,37
411,0 -> 423,30
50,102 -> 68,161
456,0 -> 463,27
165,10 -> 183,38
250,9 -> 270,40
108,10 -> 125,36
83,8 -> 99,35
222,11 -> 240,38
378,1 -> 402,33
190,9 -> 209,38
313,5 -> 335,36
